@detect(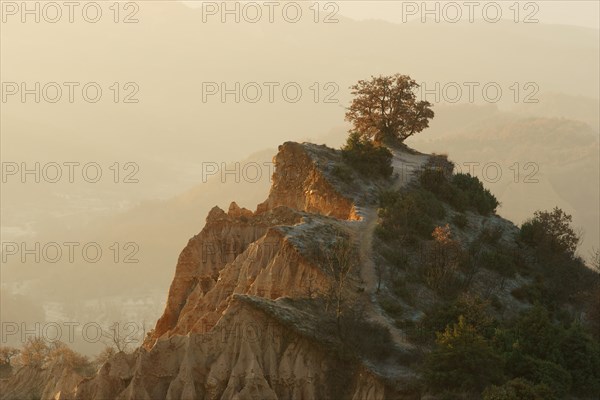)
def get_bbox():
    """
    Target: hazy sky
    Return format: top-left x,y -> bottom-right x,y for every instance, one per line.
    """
337,1 -> 599,29
183,1 -> 600,29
